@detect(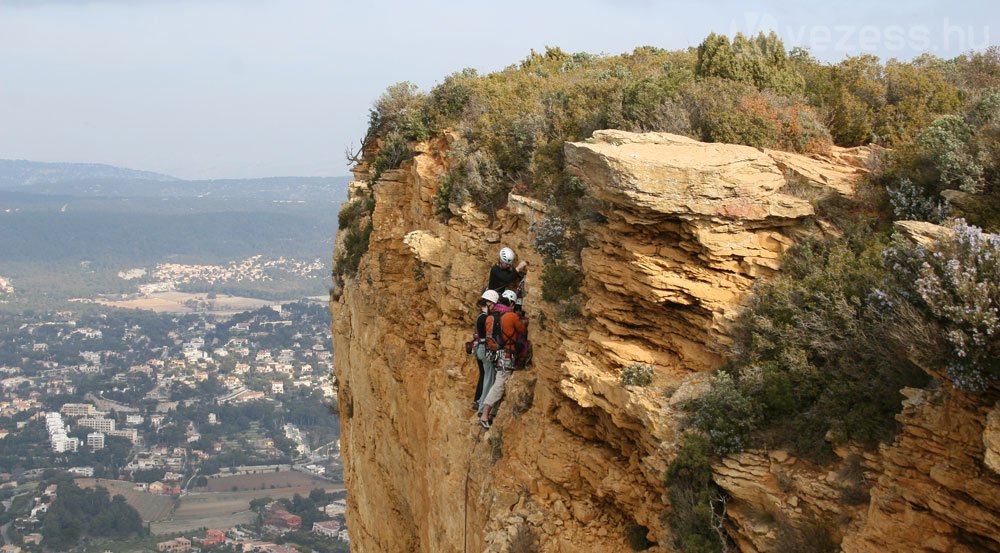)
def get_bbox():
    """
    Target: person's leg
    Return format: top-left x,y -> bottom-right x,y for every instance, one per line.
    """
476,350 -> 496,414
480,369 -> 511,424
473,355 -> 485,410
